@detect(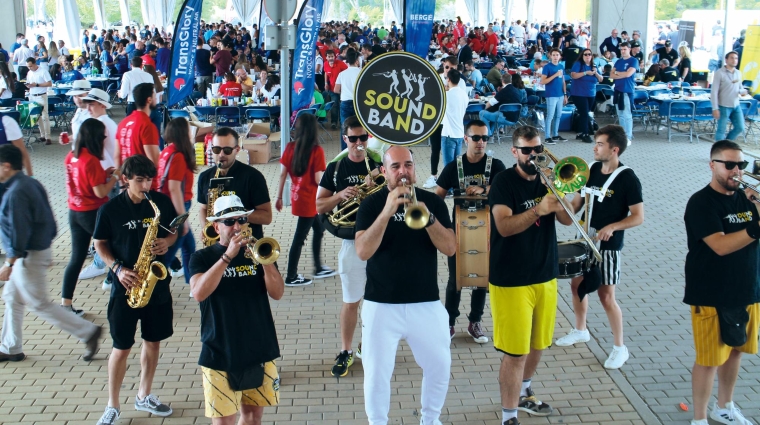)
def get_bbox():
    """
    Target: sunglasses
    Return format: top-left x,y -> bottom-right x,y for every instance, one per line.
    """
211,146 -> 237,155
346,134 -> 369,143
221,217 -> 247,227
516,145 -> 545,155
712,159 -> 749,170
583,53 -> 593,56
468,135 -> 490,142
